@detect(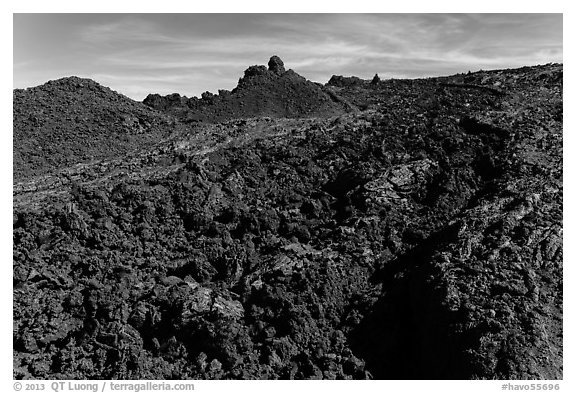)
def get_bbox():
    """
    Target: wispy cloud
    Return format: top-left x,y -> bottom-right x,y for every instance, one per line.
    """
79,17 -> 176,45
14,14 -> 562,100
